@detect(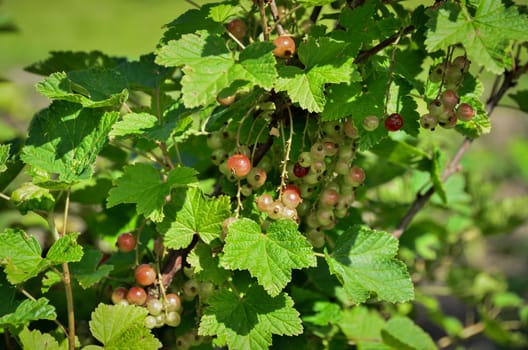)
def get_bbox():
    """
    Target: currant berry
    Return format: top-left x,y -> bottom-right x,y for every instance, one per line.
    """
445,63 -> 463,85
144,315 -> 157,329
247,167 -> 267,188
211,148 -> 228,166
135,264 -> 157,286
362,115 -> 379,131
281,206 -> 299,222
306,229 -> 325,248
268,200 -> 285,220
127,286 -> 147,306
429,63 -> 446,83
165,311 -> 182,327
111,287 -> 128,304
272,36 -> 296,59
147,298 -> 164,316
227,154 -> 252,178
217,94 -> 236,106
164,293 -> 182,312
439,113 -> 457,129
319,188 -> 340,208
455,103 -> 475,121
256,193 -> 274,212
199,281 -> 215,299
428,99 -> 446,117
335,158 -> 350,175
207,131 -> 227,149
322,121 -> 342,137
420,114 -> 438,130
227,18 -> 247,40
384,113 -> 404,131
310,142 -> 326,160
298,151 -> 313,167
284,183 -> 301,197
293,162 -> 309,178
322,139 -> 339,156
345,165 -> 366,186
117,232 -> 136,253
452,55 -> 469,72
440,89 -> 459,110
183,279 -> 200,299
310,159 -> 326,175
316,208 -> 335,226
282,188 -> 302,208
344,119 -> 359,139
